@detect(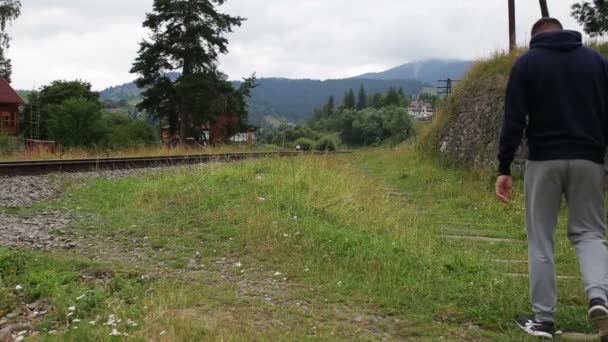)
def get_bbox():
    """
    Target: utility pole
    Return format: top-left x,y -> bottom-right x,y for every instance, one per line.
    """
509,0 -> 516,52
438,79 -> 458,96
539,0 -> 550,17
